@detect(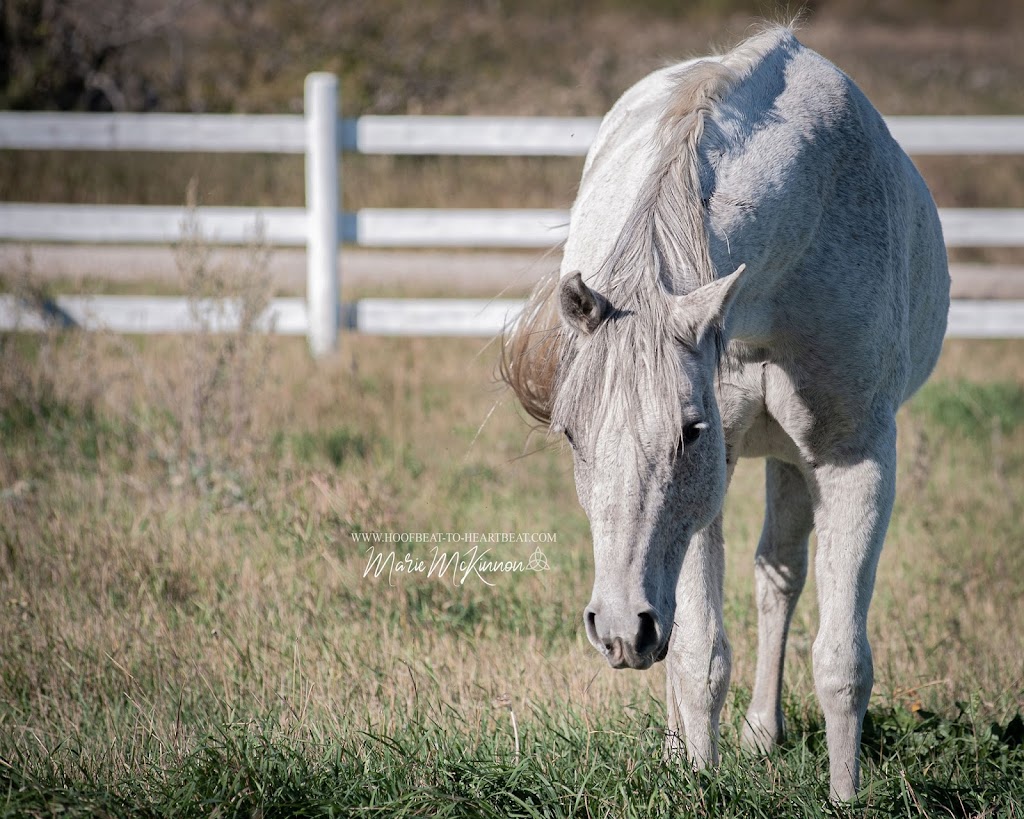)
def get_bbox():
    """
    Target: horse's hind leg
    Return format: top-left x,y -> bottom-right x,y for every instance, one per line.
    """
741,457 -> 812,754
